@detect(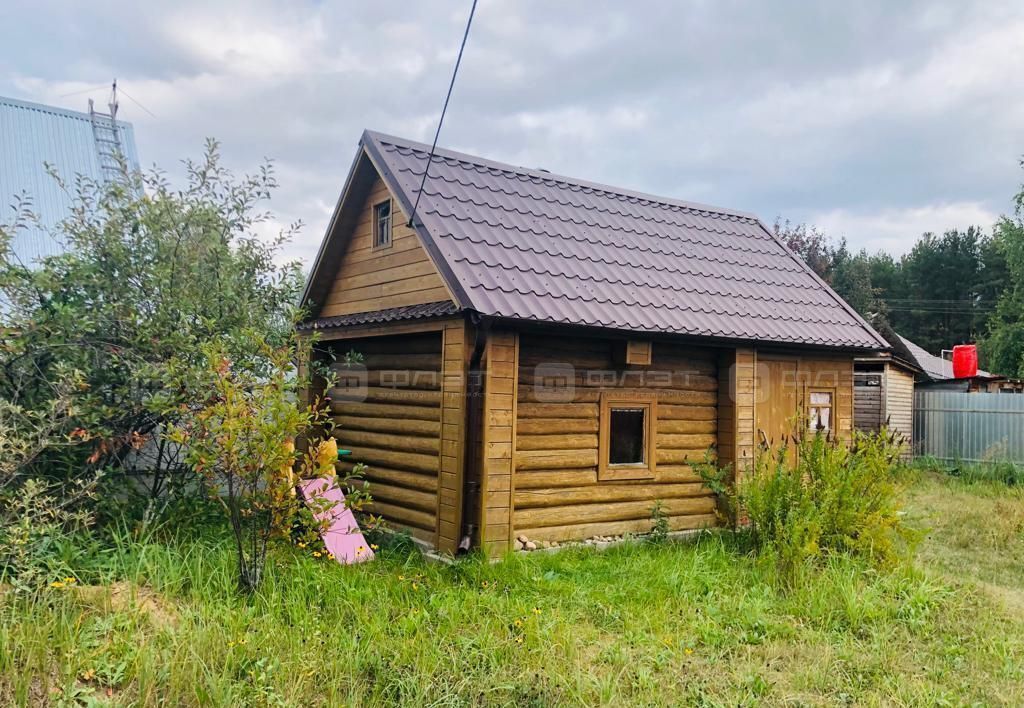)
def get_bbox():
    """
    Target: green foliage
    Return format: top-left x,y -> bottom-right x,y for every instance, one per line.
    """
168,332 -> 370,592
982,160 -> 1024,377
777,217 -> 1012,370
648,501 -> 669,544
717,431 -> 917,585
4,475 -> 1024,705
910,455 -> 1024,487
0,140 -> 304,507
